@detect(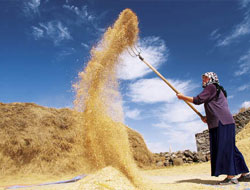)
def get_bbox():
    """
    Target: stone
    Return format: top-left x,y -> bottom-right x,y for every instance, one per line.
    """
197,152 -> 207,162
156,161 -> 164,167
165,153 -> 171,158
164,160 -> 169,166
184,150 -> 194,159
173,158 -> 183,166
172,154 -> 177,159
206,154 -> 211,161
